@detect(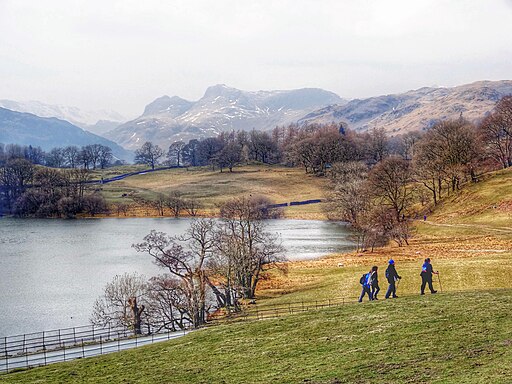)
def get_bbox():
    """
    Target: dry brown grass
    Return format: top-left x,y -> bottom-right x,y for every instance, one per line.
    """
256,219 -> 512,306
99,164 -> 329,218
